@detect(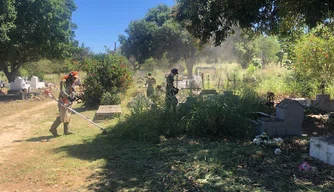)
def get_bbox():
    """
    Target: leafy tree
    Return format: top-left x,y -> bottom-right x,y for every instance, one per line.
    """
118,19 -> 158,65
233,37 -> 258,68
145,4 -> 171,27
255,36 -> 281,66
119,4 -> 198,78
0,0 -> 77,82
154,20 -> 197,78
0,0 -> 16,42
175,0 -> 334,46
293,26 -> 334,86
